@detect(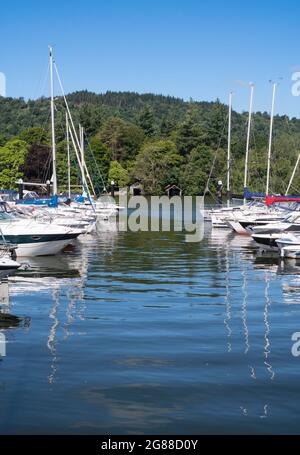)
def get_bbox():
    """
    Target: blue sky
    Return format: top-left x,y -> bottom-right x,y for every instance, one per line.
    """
1,0 -> 300,116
